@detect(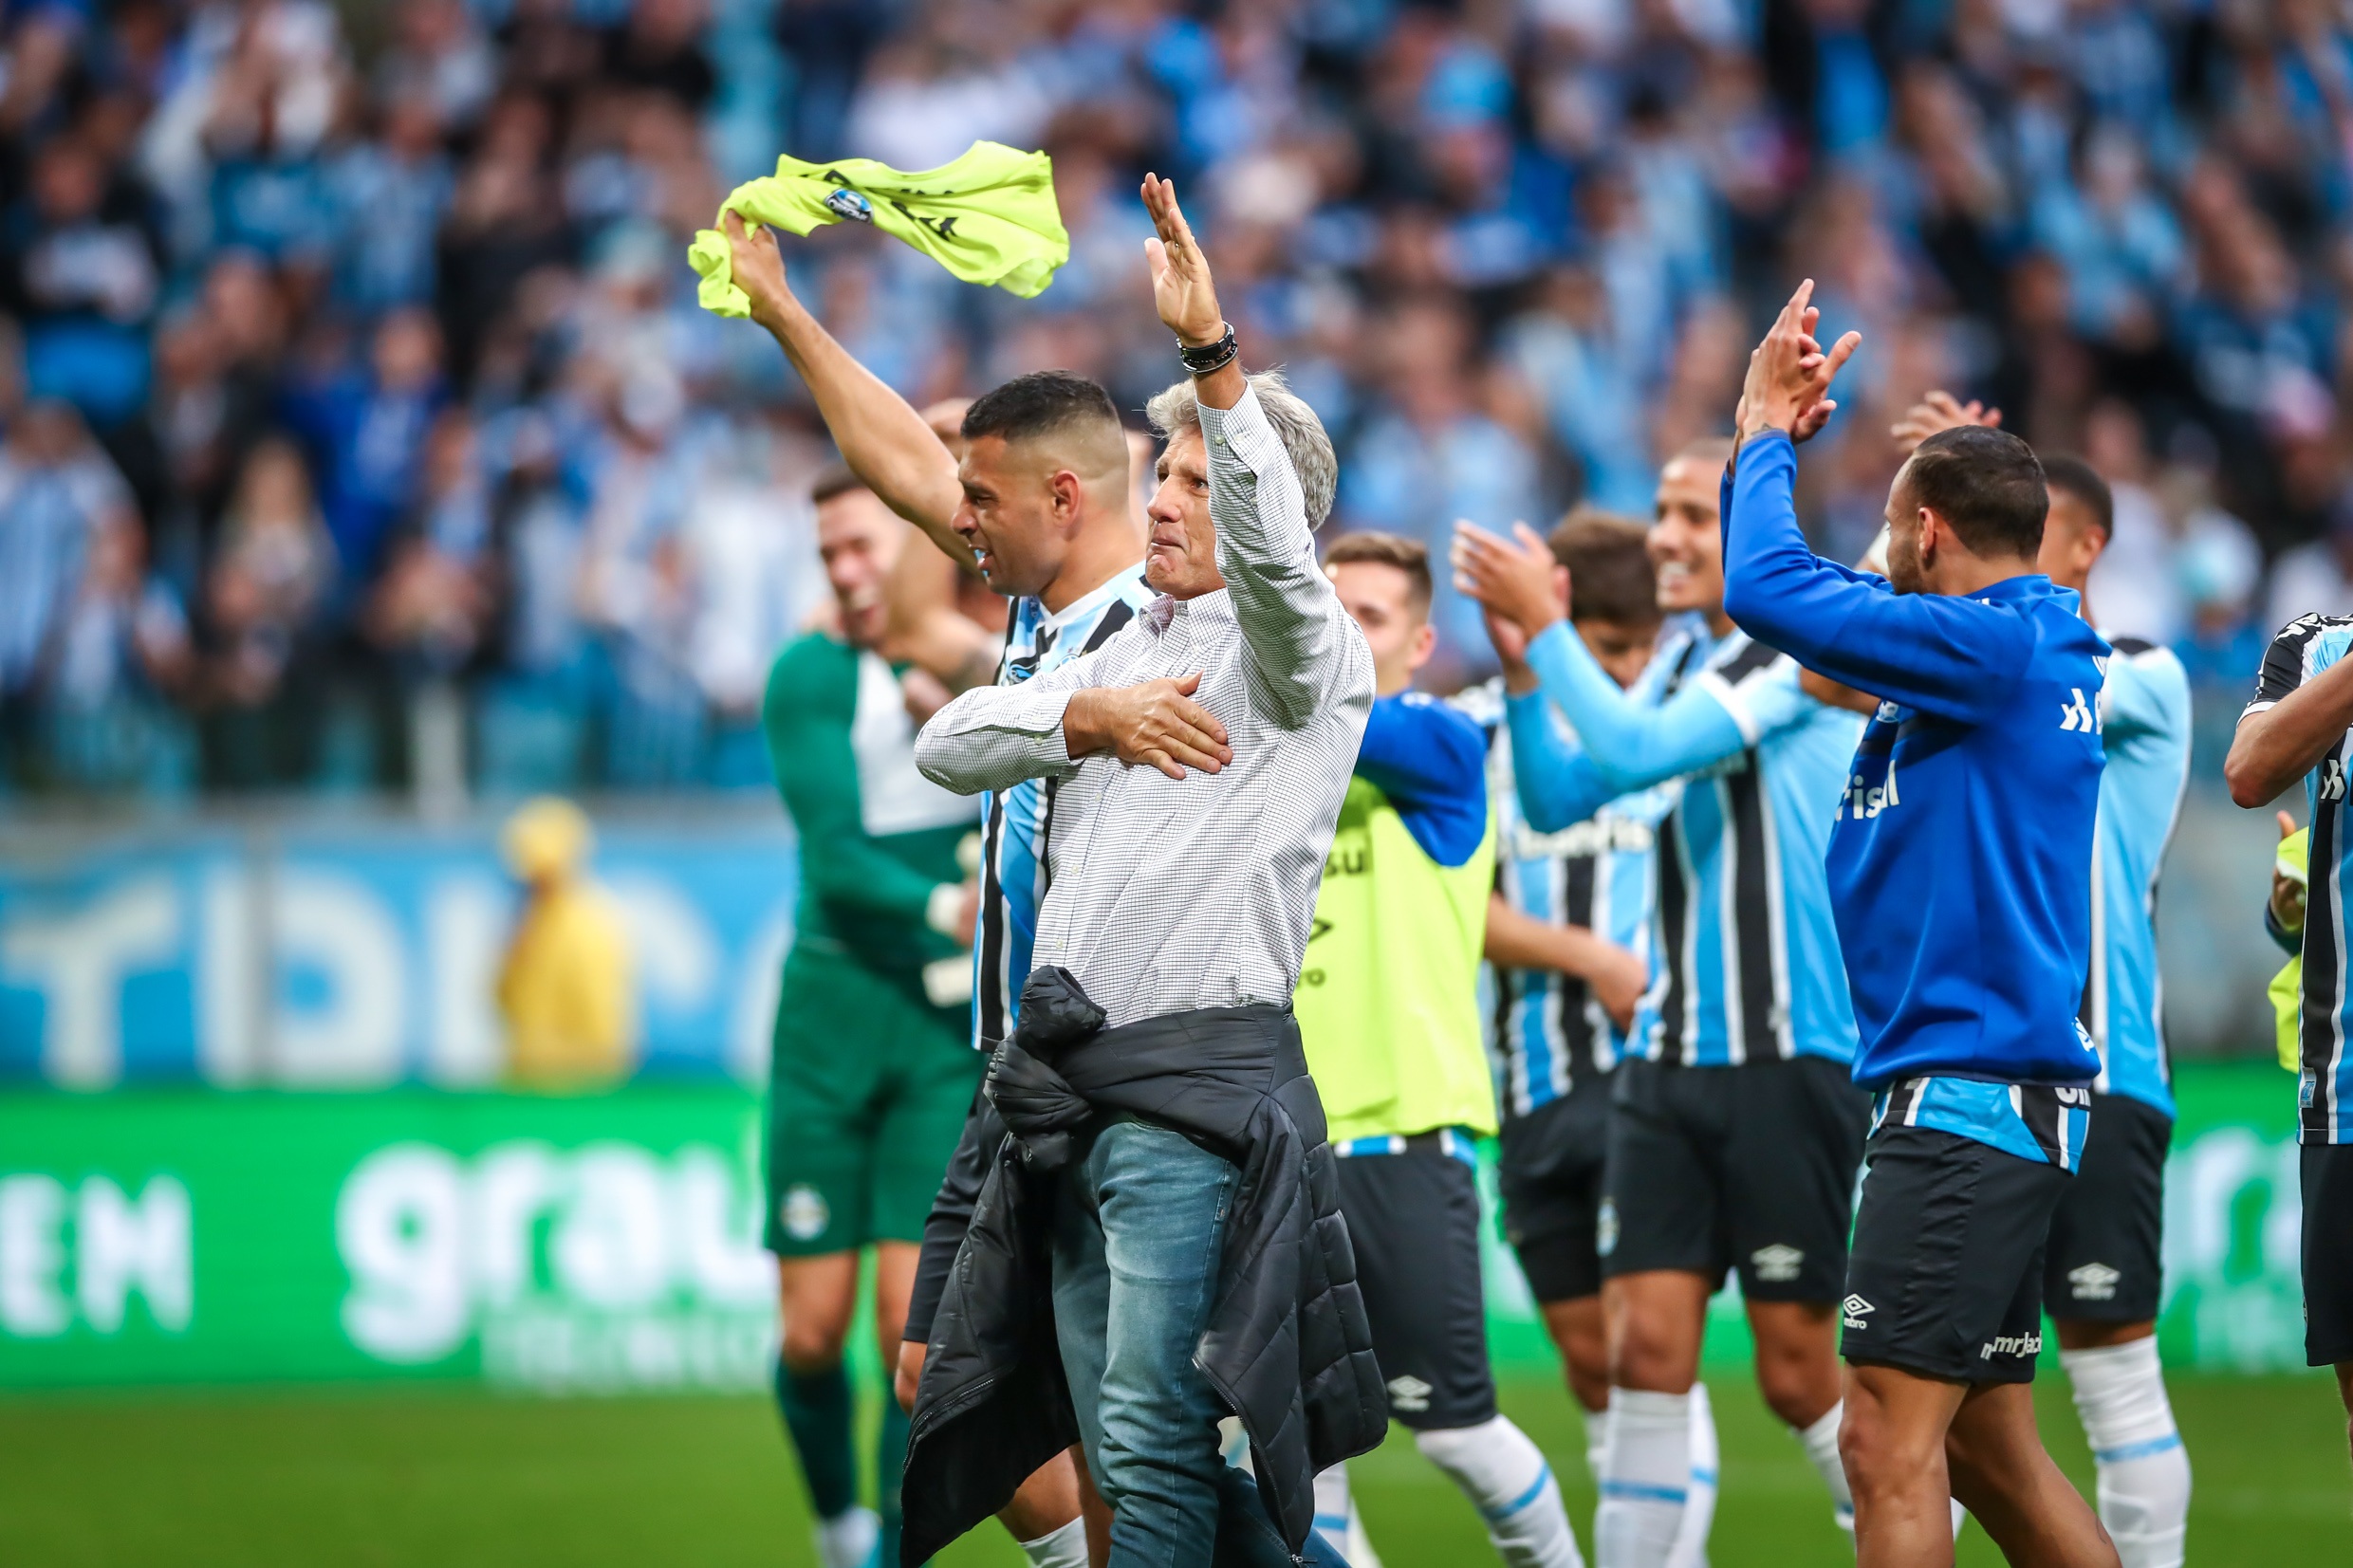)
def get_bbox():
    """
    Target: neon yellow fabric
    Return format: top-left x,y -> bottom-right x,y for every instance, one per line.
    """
1292,777 -> 1498,1142
690,141 -> 1069,315
2275,827 -> 2309,1072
